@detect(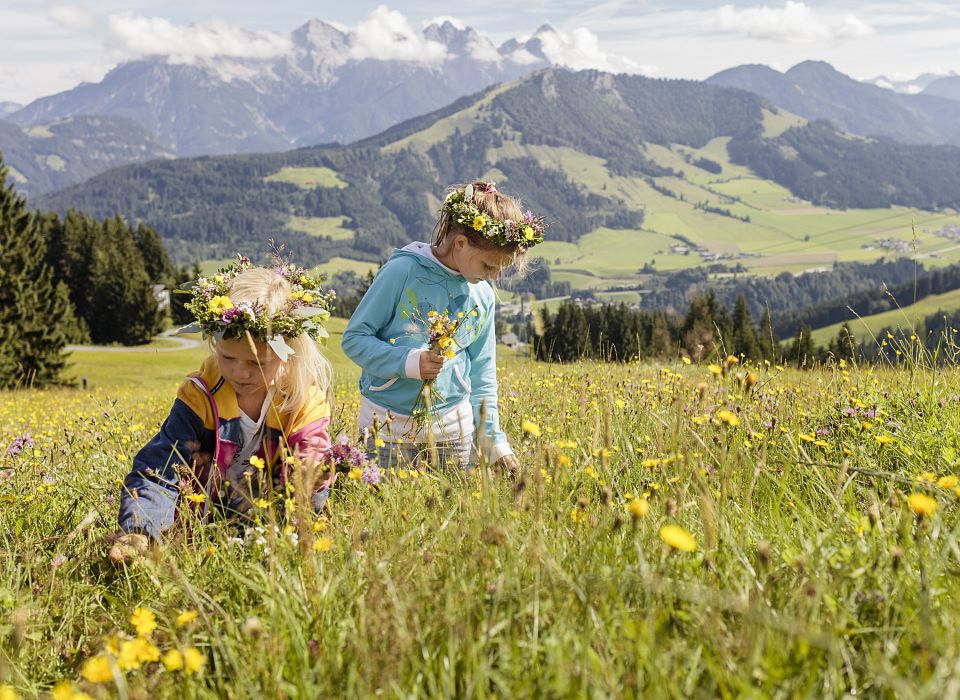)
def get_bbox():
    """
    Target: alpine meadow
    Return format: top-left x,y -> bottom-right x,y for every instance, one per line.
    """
4,5 -> 960,699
